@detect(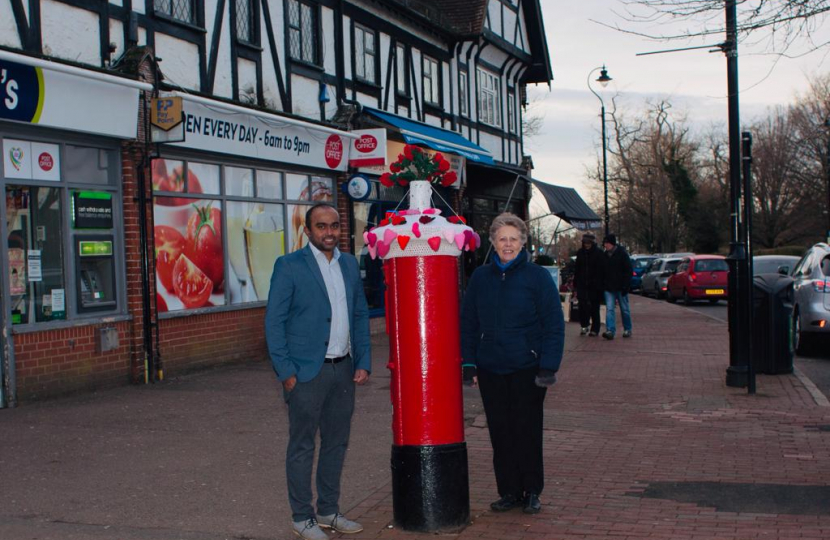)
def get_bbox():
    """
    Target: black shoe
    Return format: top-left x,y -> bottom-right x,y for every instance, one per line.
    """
602,331 -> 615,340
523,493 -> 541,514
490,493 -> 523,512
